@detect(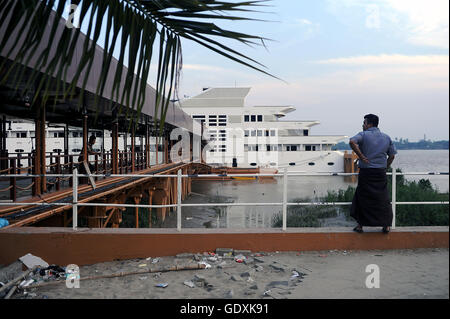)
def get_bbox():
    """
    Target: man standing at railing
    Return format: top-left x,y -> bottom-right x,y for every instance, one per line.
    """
78,135 -> 100,178
349,114 -> 397,234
